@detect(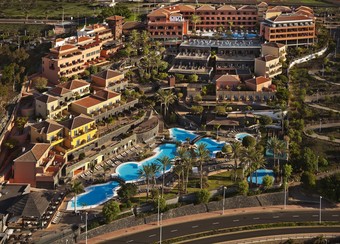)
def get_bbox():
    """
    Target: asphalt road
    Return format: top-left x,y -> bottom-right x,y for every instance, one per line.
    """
104,210 -> 340,244
185,227 -> 340,244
